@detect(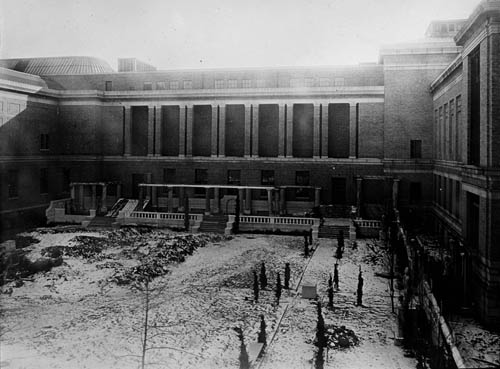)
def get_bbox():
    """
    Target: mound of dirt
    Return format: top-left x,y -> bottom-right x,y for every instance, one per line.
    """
326,325 -> 360,350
